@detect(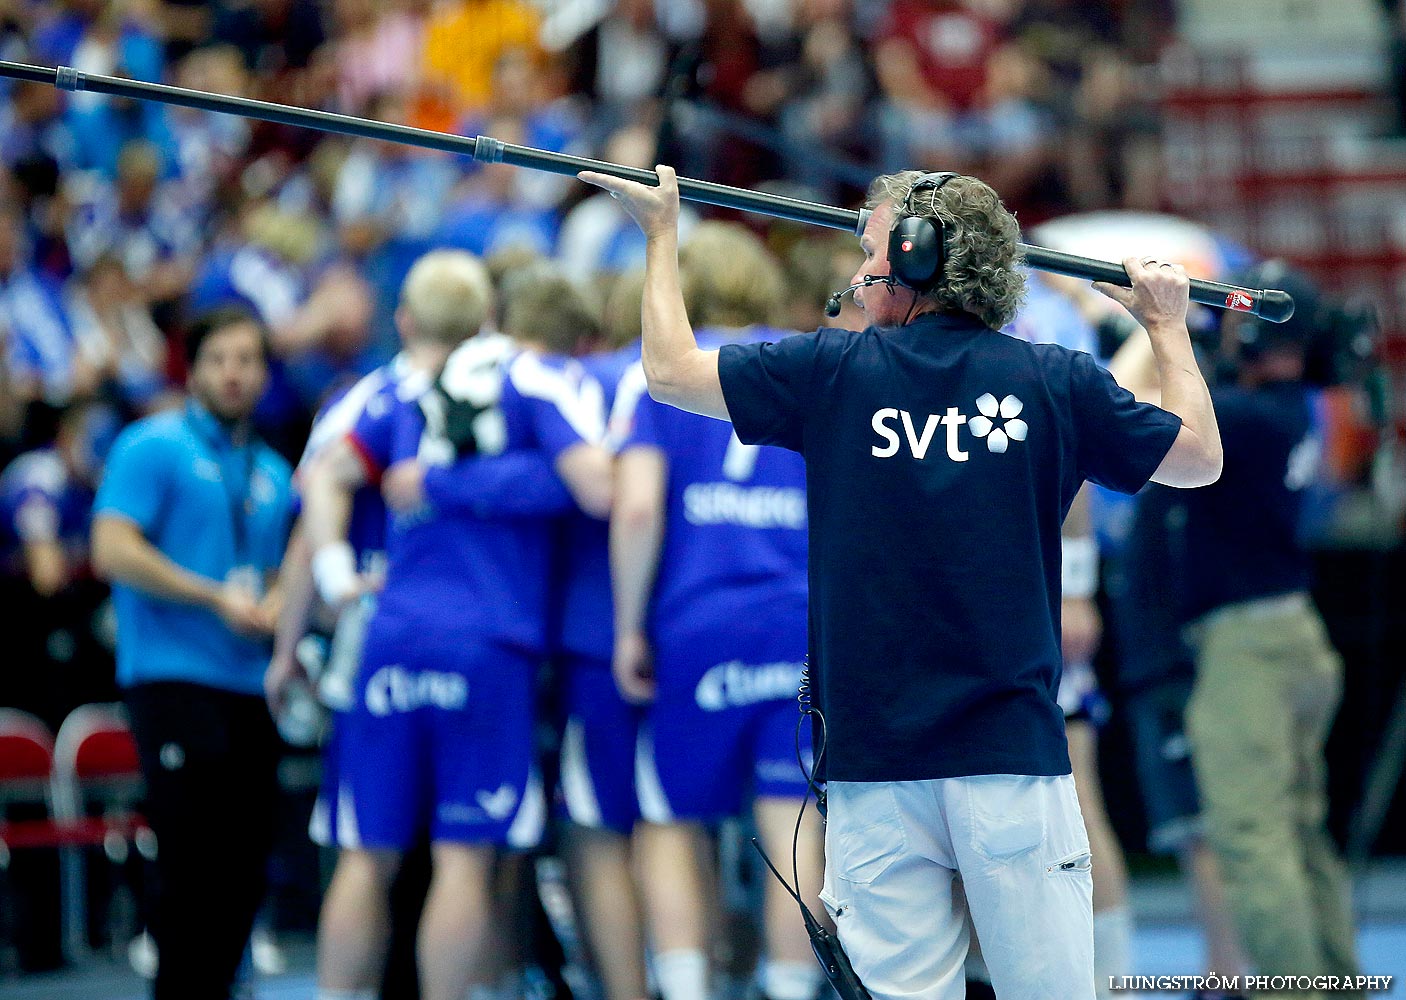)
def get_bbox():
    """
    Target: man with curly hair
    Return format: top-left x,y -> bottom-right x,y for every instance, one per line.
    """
579,164 -> 1222,999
